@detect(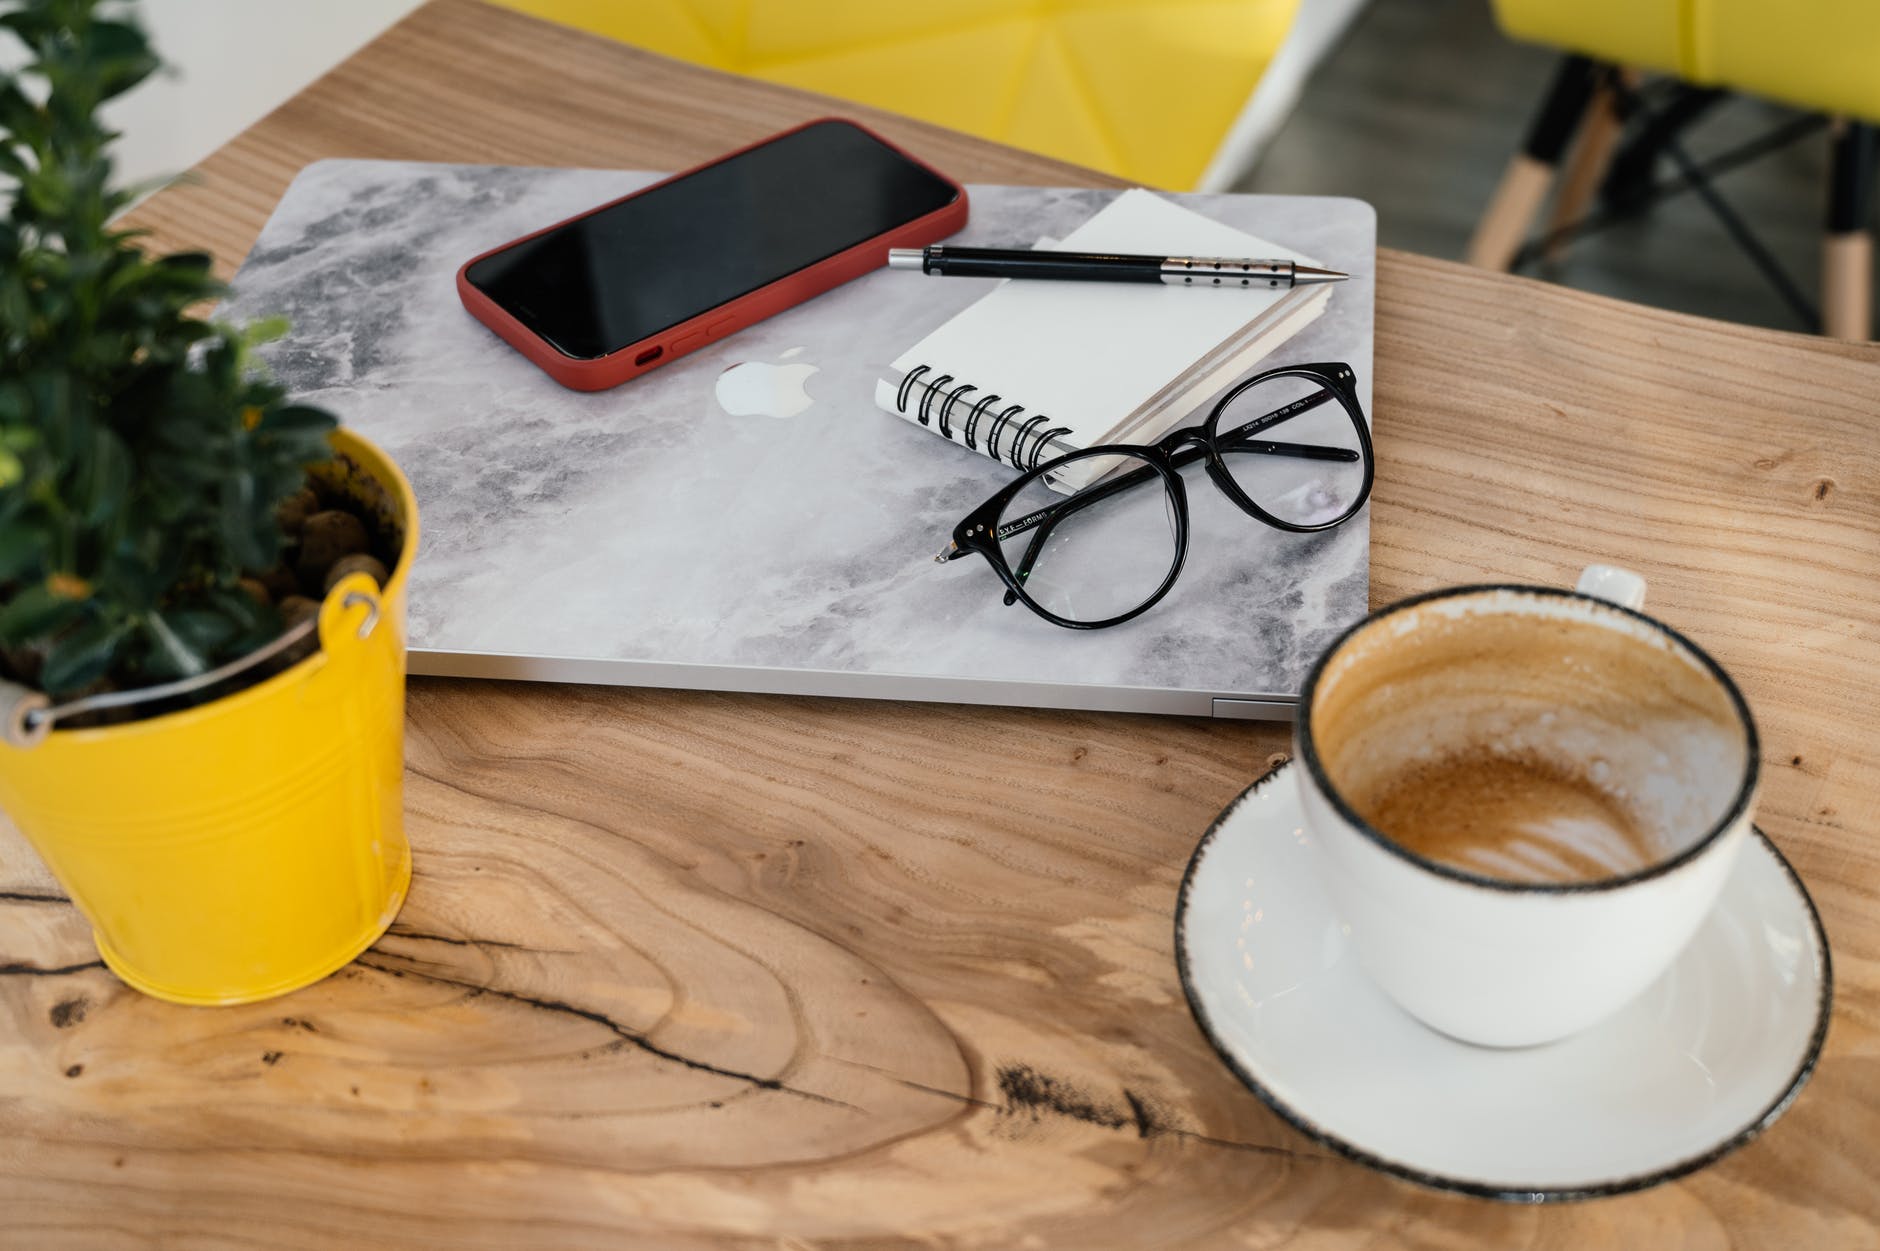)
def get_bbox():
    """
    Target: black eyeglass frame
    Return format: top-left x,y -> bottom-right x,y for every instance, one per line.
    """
939,362 -> 1375,630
